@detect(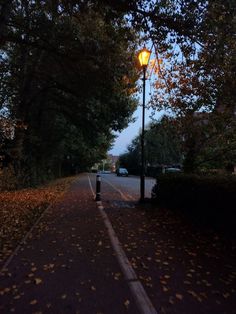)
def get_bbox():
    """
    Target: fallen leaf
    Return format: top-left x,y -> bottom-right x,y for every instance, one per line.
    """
13,295 -> 21,300
162,286 -> 169,292
184,280 -> 191,285
223,293 -> 230,299
176,293 -> 183,300
169,296 -> 175,304
34,278 -> 42,285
